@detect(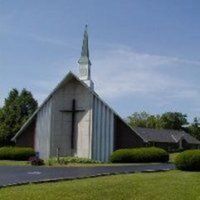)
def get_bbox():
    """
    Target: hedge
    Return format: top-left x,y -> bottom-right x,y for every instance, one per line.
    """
110,147 -> 169,163
0,147 -> 35,161
175,150 -> 200,171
